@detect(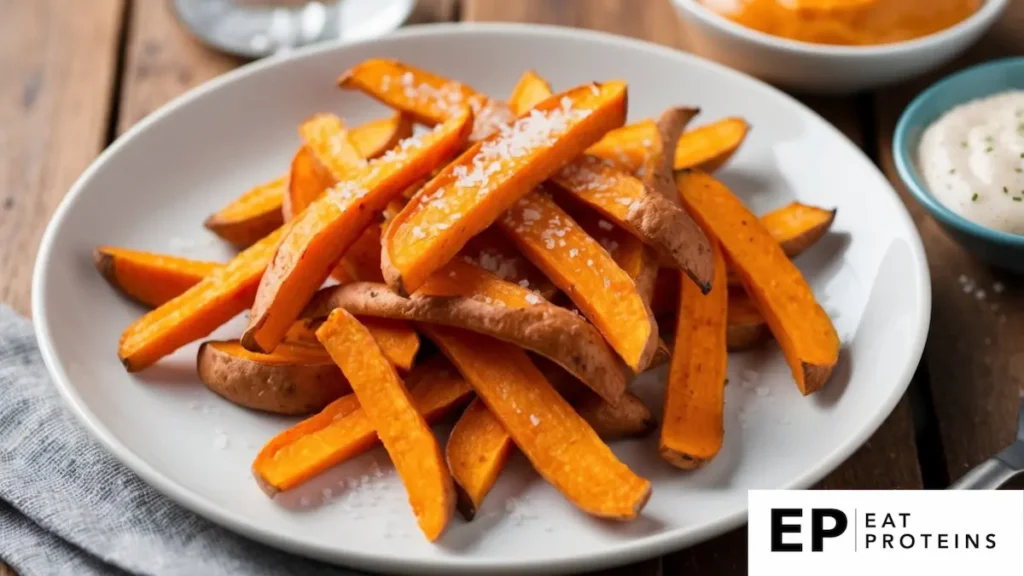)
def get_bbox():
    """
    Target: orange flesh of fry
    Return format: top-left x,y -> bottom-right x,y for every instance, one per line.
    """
298,113 -> 367,181
316,310 -> 455,541
586,119 -> 658,173
118,226 -> 286,372
587,117 -> 749,174
446,398 -> 513,520
242,110 -> 473,354
499,191 -> 658,372
94,247 -> 220,308
559,196 -> 658,300
424,326 -> 651,519
252,356 -> 470,495
414,259 -> 533,307
381,81 -> 628,294
339,223 -> 385,282
349,113 -> 414,159
337,59 -> 513,141
359,317 -> 419,372
207,339 -> 332,364
676,171 -> 839,394
674,117 -> 749,172
758,202 -> 837,258
98,244 -> 418,370
660,241 -> 728,468
460,227 -> 558,300
203,176 -> 287,248
283,145 -> 337,222
508,70 -> 553,116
